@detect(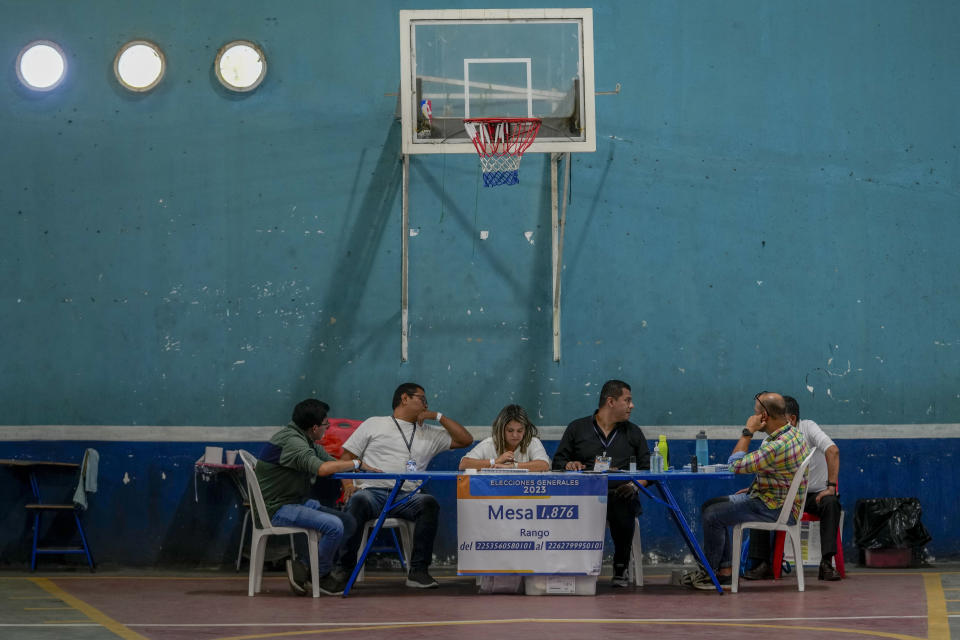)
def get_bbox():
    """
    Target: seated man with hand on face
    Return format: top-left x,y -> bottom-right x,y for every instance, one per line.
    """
552,379 -> 651,588
743,394 -> 842,581
688,392 -> 809,590
337,382 -> 473,589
